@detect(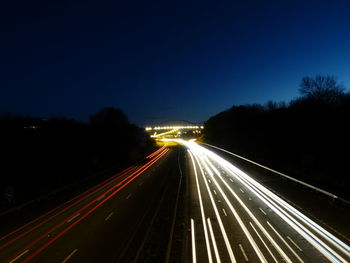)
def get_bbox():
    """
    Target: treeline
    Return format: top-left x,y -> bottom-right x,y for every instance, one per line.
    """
204,75 -> 350,195
0,107 -> 155,210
